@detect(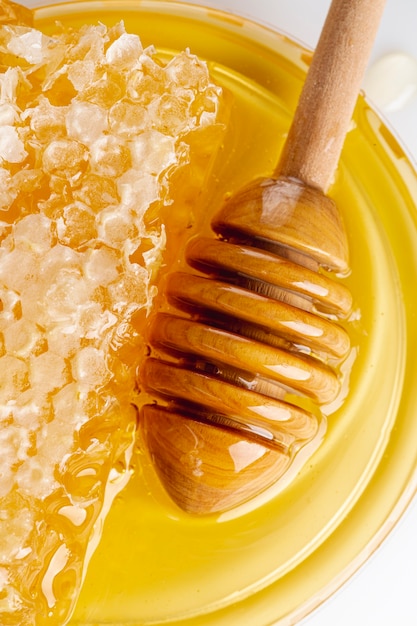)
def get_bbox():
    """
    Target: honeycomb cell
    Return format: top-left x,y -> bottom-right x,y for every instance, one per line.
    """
0,12 -> 225,626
